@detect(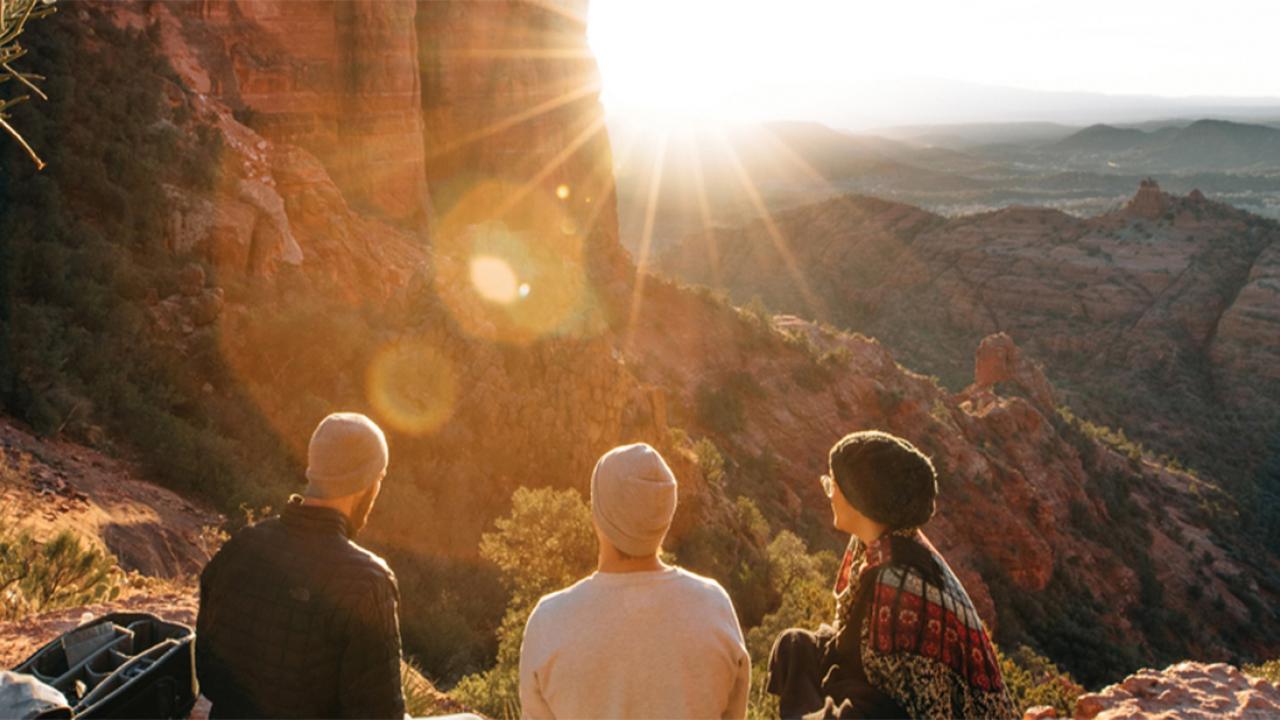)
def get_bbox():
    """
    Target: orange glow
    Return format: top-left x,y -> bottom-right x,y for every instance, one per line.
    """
434,180 -> 603,345
366,338 -> 458,437
624,129 -> 669,350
